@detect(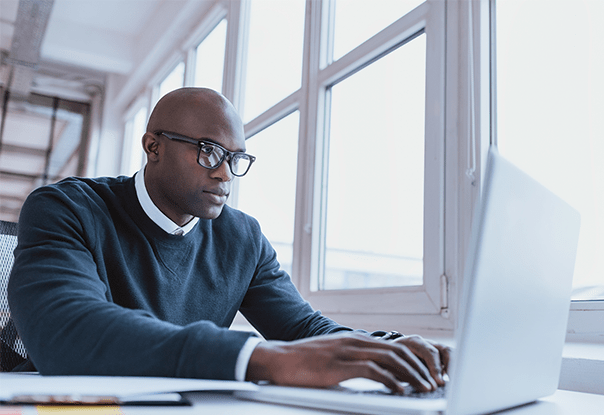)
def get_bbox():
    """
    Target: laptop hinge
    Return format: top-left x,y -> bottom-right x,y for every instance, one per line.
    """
440,274 -> 450,318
